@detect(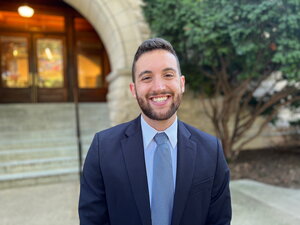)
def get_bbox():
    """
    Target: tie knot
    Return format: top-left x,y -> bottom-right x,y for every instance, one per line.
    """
154,132 -> 169,145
